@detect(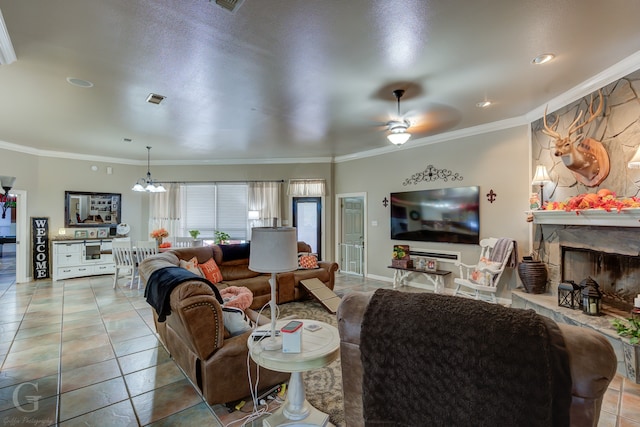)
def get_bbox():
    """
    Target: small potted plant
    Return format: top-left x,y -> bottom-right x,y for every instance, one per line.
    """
214,230 -> 230,245
189,229 -> 202,247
